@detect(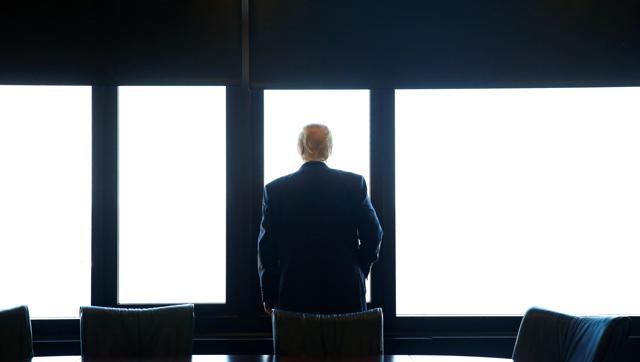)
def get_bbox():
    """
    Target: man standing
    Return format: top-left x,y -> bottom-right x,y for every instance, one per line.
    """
258,124 -> 383,314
